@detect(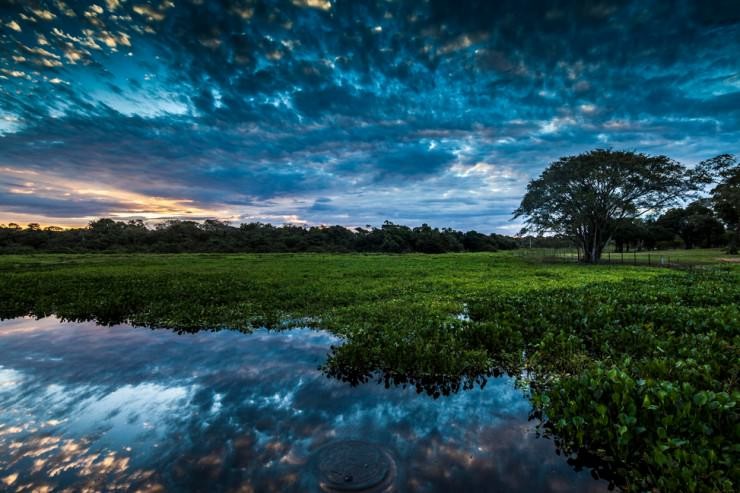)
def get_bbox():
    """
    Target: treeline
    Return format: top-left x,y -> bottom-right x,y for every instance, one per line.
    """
612,199 -> 729,252
1,198 -> 733,255
513,199 -> 733,252
0,219 -> 519,254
